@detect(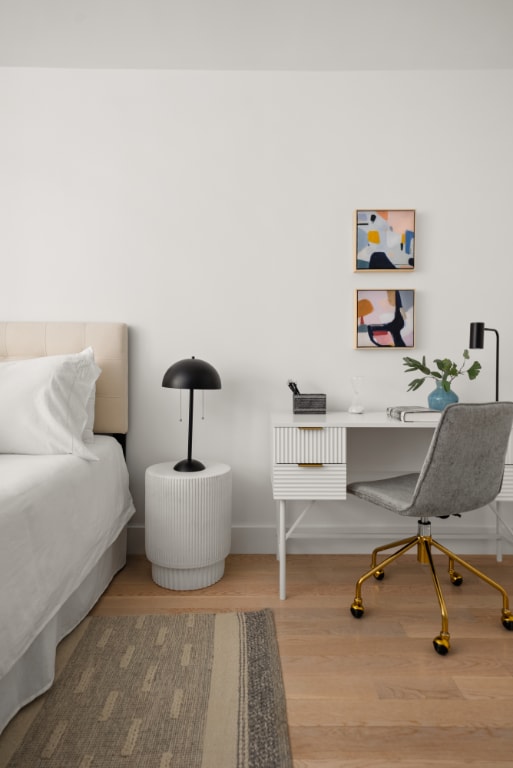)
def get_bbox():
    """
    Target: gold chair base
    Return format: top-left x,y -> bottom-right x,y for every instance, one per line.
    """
350,520 -> 513,654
